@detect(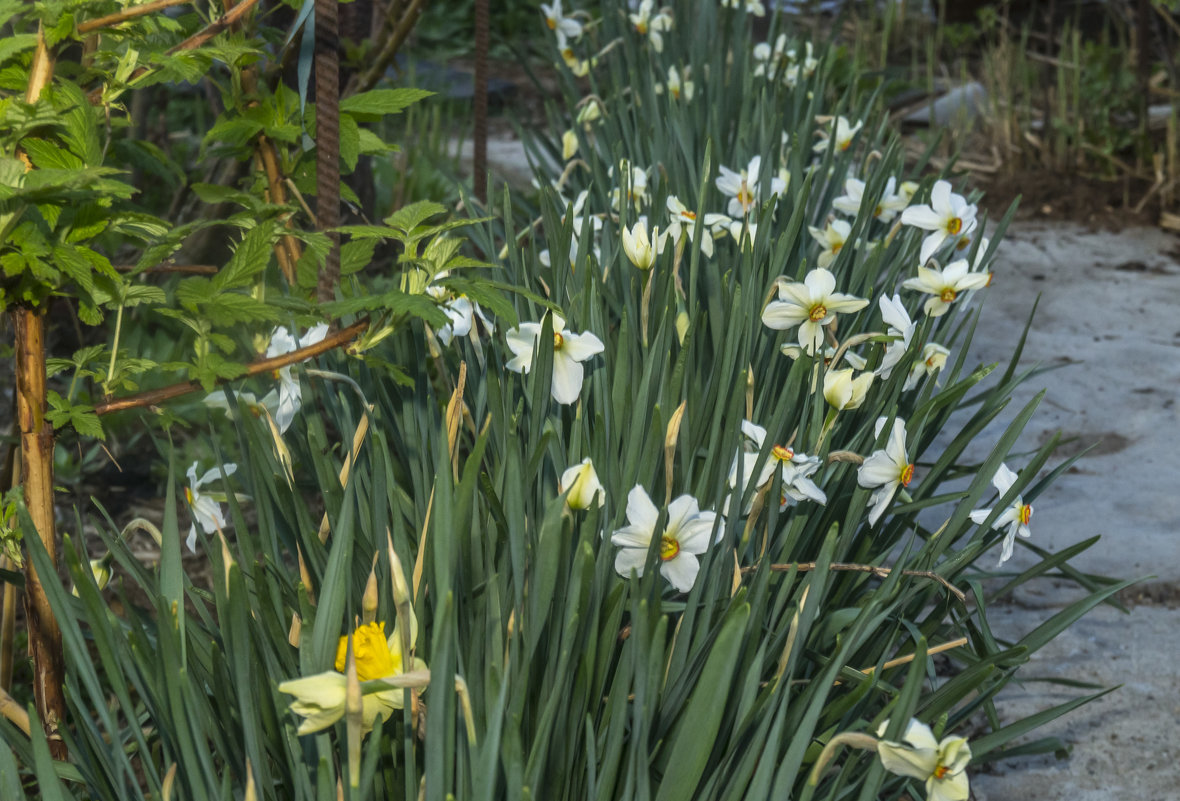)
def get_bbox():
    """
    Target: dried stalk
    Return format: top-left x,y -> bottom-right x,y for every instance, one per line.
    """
93,319 -> 368,416
741,561 -> 966,602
